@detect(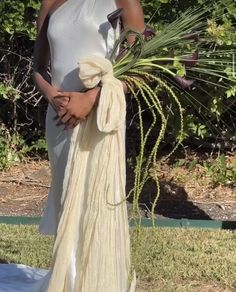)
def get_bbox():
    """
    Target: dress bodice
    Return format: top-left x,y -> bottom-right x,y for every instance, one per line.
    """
47,0 -> 118,91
